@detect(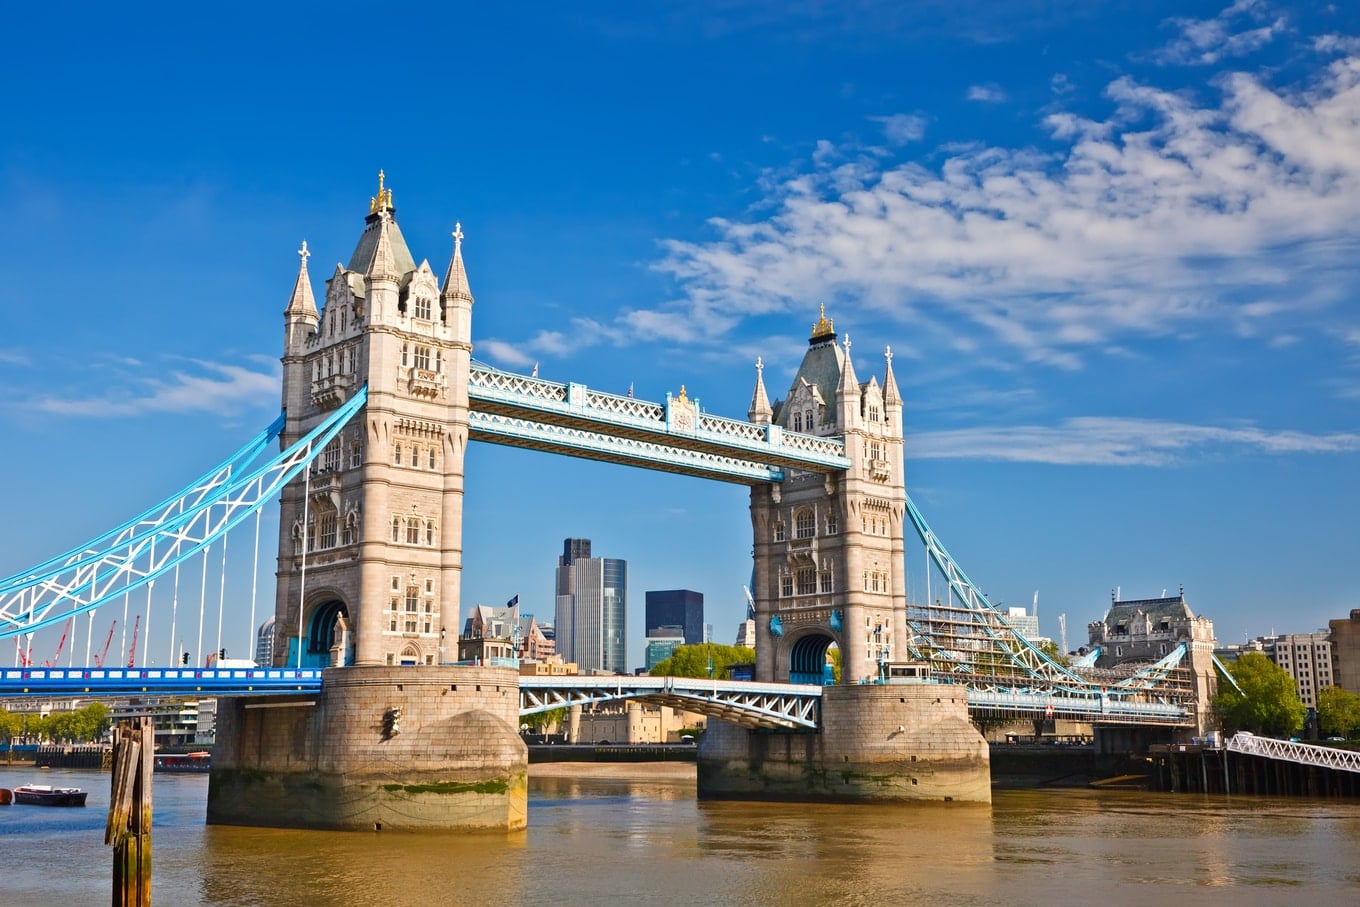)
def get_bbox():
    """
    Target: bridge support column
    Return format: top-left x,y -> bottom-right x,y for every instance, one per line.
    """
207,666 -> 526,831
697,684 -> 989,803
